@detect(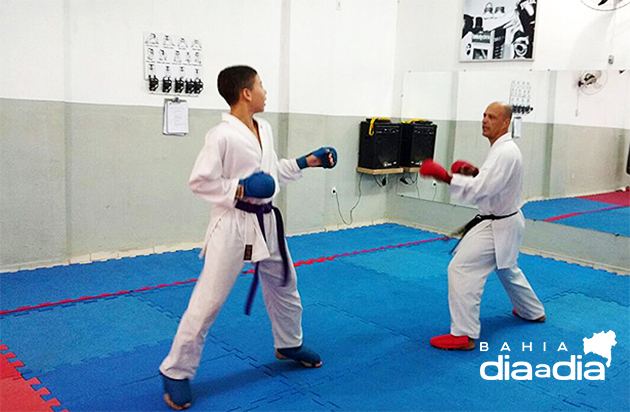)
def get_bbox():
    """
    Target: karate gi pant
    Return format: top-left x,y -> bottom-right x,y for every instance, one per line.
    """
159,211 -> 303,380
448,221 -> 545,339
